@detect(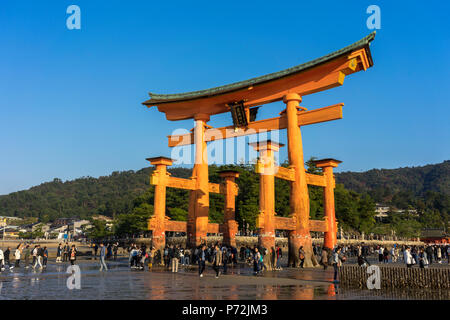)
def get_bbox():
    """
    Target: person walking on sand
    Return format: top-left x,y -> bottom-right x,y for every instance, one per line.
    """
31,245 -> 38,268
383,247 -> 389,264
390,246 -> 397,263
37,245 -> 44,269
14,245 -> 21,268
32,245 -> 43,269
56,243 -> 62,263
418,247 -> 429,268
69,244 -> 77,266
253,247 -> 261,275
320,247 -> 328,270
437,246 -> 442,264
212,244 -> 222,278
63,242 -> 69,262
184,248 -> 191,266
106,243 -> 112,260
148,246 -> 155,271
171,245 -> 180,273
93,243 -> 98,260
198,245 -> 207,277
23,245 -> 31,269
332,246 -> 345,282
299,246 -> 306,268
99,243 -> 108,271
42,246 -> 48,269
275,246 -> 283,270
425,245 -> 433,265
4,247 -> 13,270
404,247 -> 414,268
113,242 -> 118,261
378,246 -> 383,263
222,246 -> 229,274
